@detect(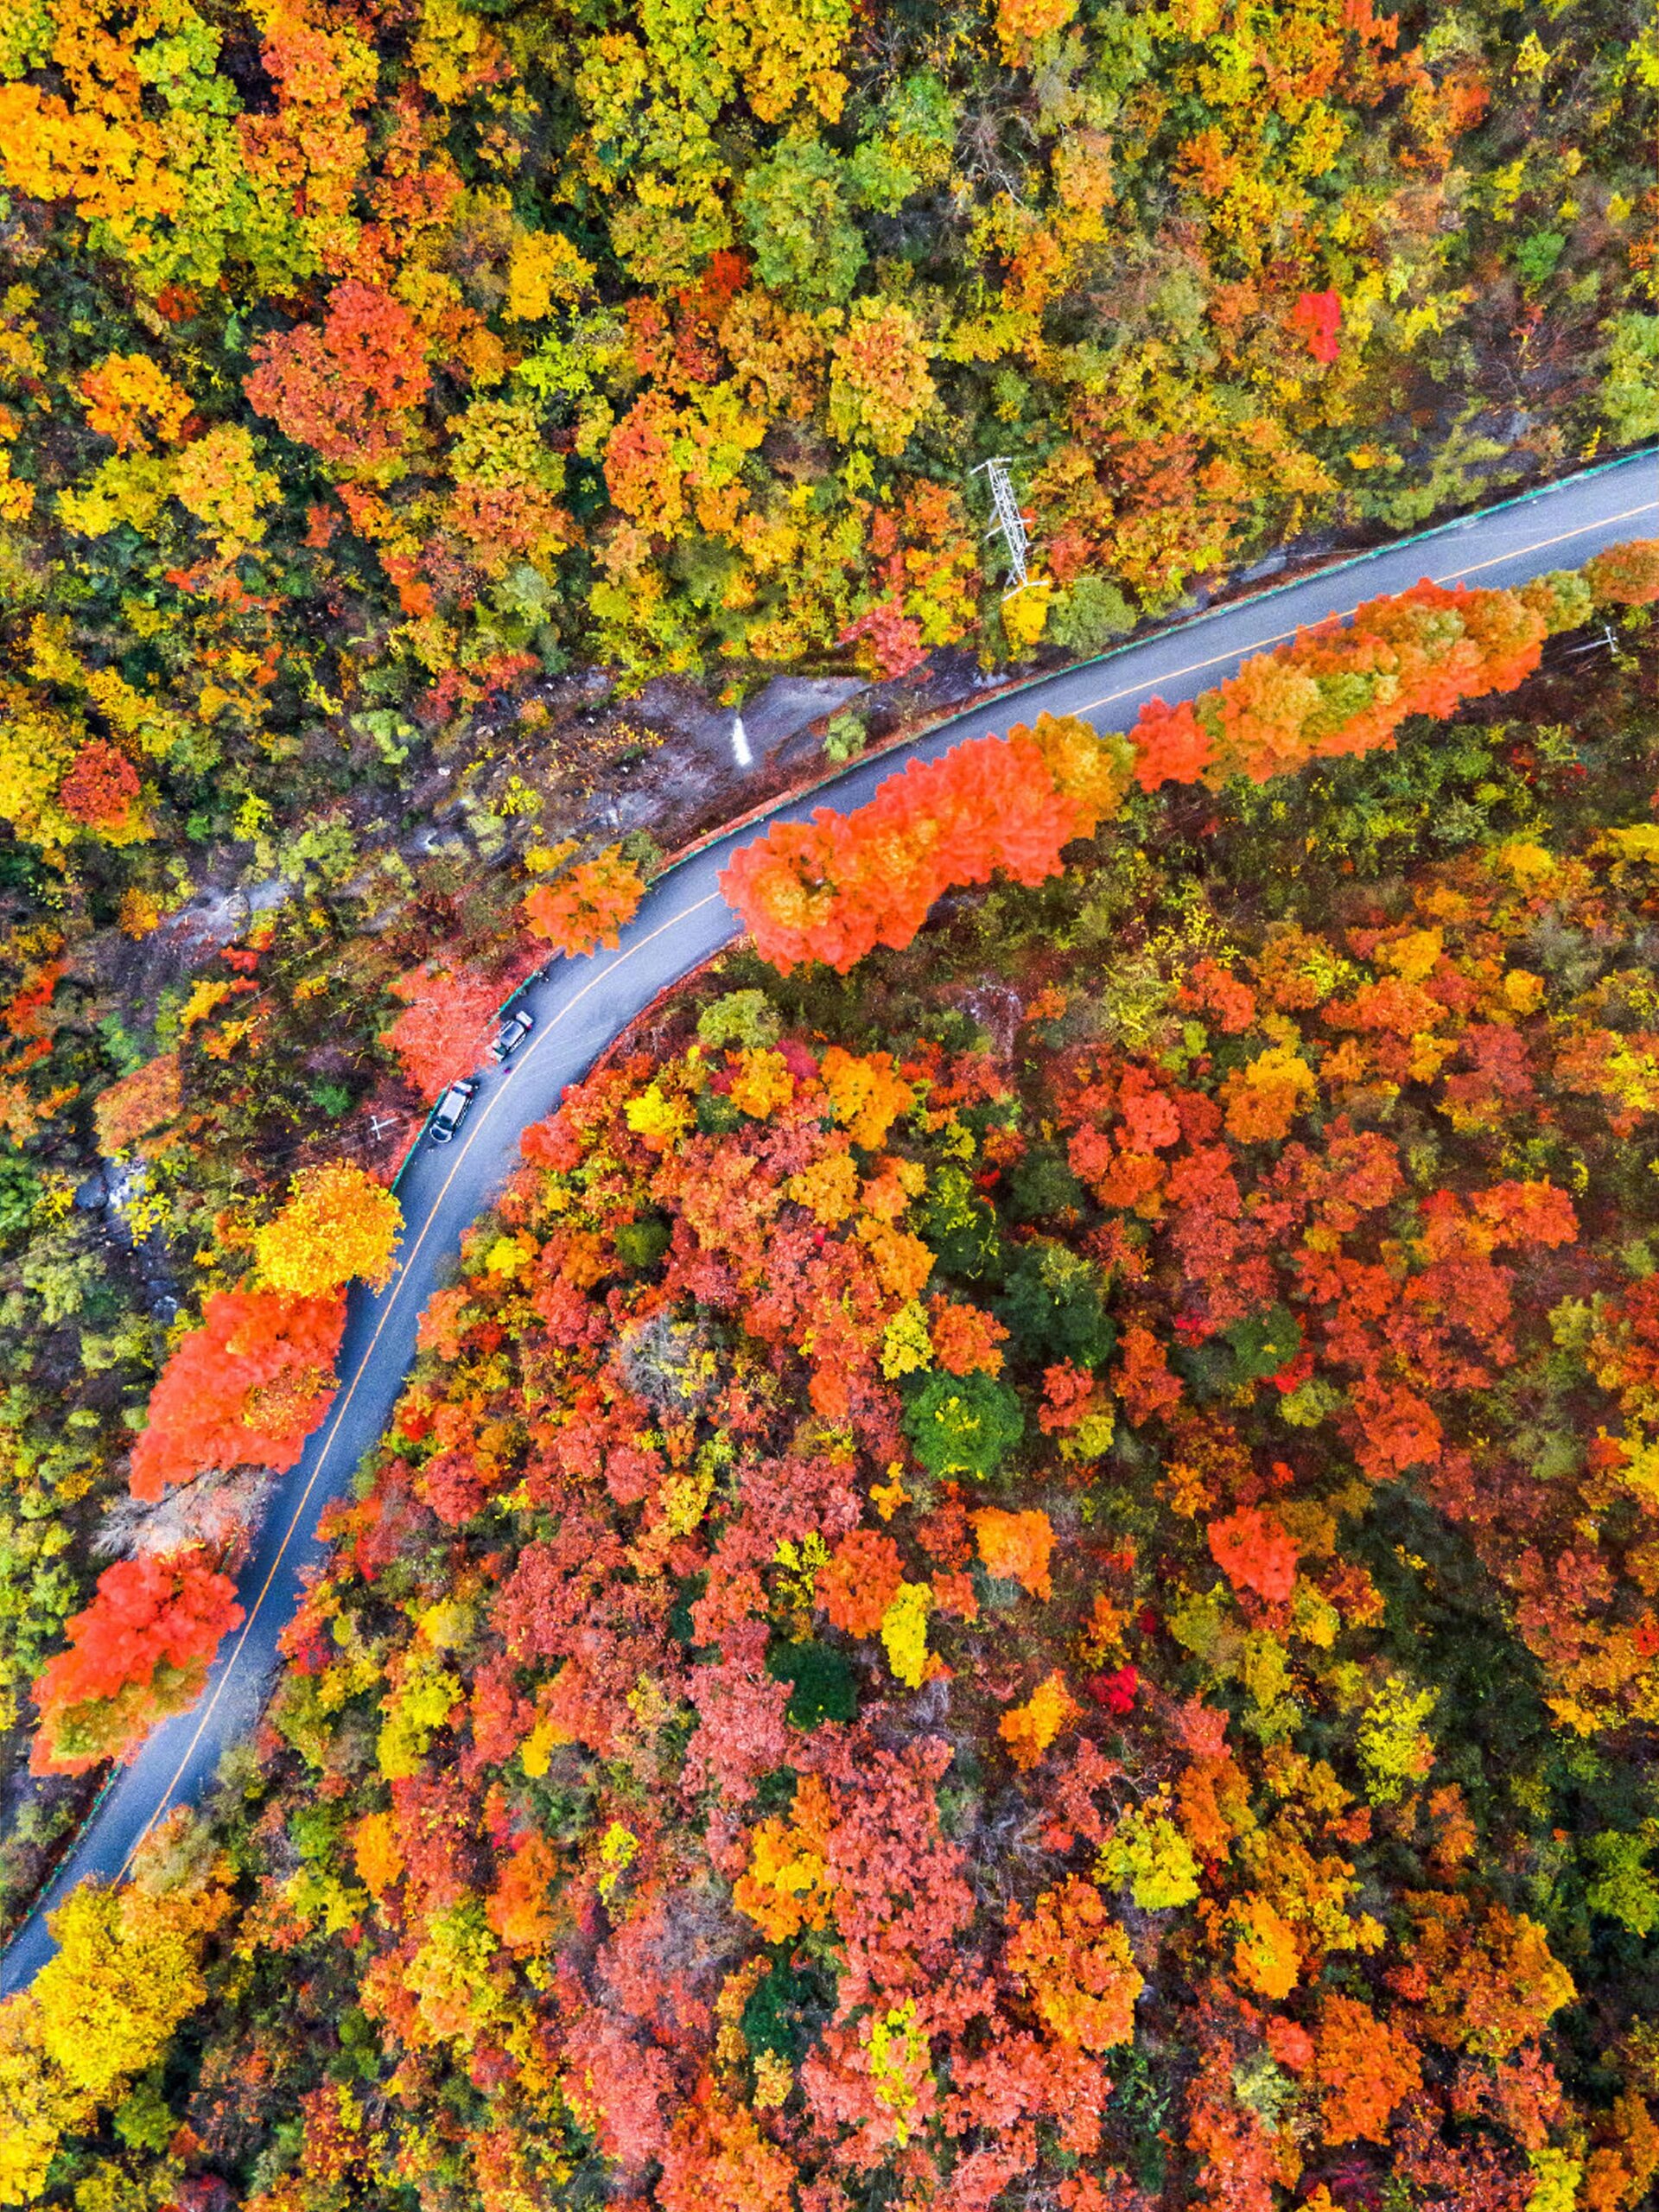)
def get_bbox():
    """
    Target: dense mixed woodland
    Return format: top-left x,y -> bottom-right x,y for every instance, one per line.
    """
0,539 -> 1656,2207
2,0 -> 1659,2197
0,0 -> 1654,1851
